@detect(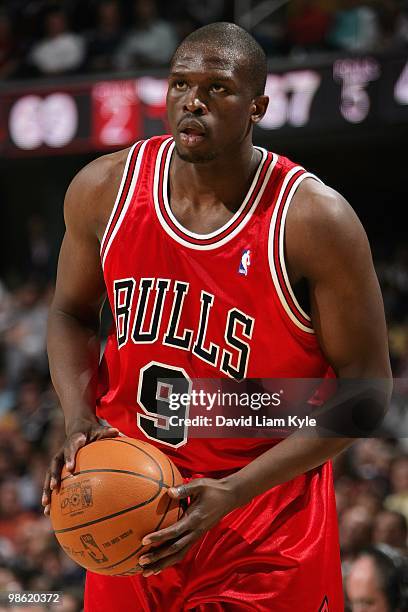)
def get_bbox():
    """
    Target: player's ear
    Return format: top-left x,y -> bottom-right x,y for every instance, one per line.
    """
250,95 -> 269,124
